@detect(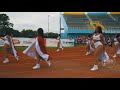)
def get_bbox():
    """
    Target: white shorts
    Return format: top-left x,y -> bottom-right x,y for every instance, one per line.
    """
94,41 -> 103,48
